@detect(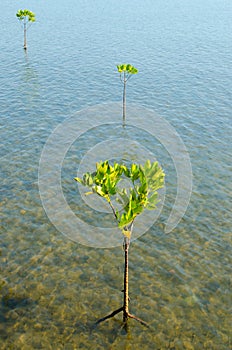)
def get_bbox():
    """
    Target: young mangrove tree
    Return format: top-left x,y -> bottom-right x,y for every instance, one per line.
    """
16,9 -> 36,50
116,64 -> 138,126
75,160 -> 165,329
